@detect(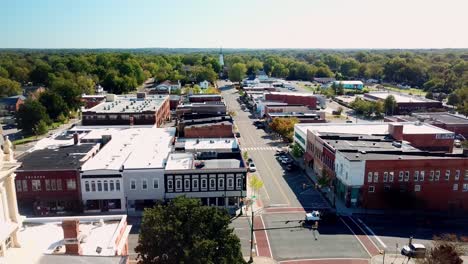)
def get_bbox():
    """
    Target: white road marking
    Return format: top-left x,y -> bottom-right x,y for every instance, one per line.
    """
260,215 -> 273,258
357,218 -> 387,248
339,217 -> 372,258
349,216 -> 381,252
279,258 -> 370,263
269,204 -> 290,207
